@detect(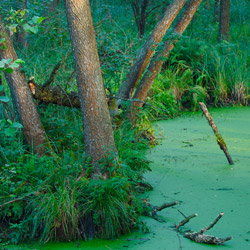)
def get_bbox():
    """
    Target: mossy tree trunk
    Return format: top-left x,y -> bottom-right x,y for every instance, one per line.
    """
0,18 -> 47,156
64,0 -> 117,174
218,0 -> 230,41
132,0 -> 203,109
